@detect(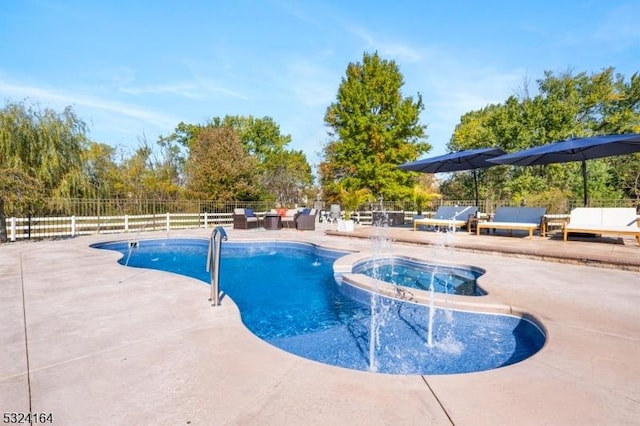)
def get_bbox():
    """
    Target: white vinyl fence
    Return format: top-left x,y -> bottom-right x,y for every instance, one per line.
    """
6,212 -> 233,241
4,209 -> 417,241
